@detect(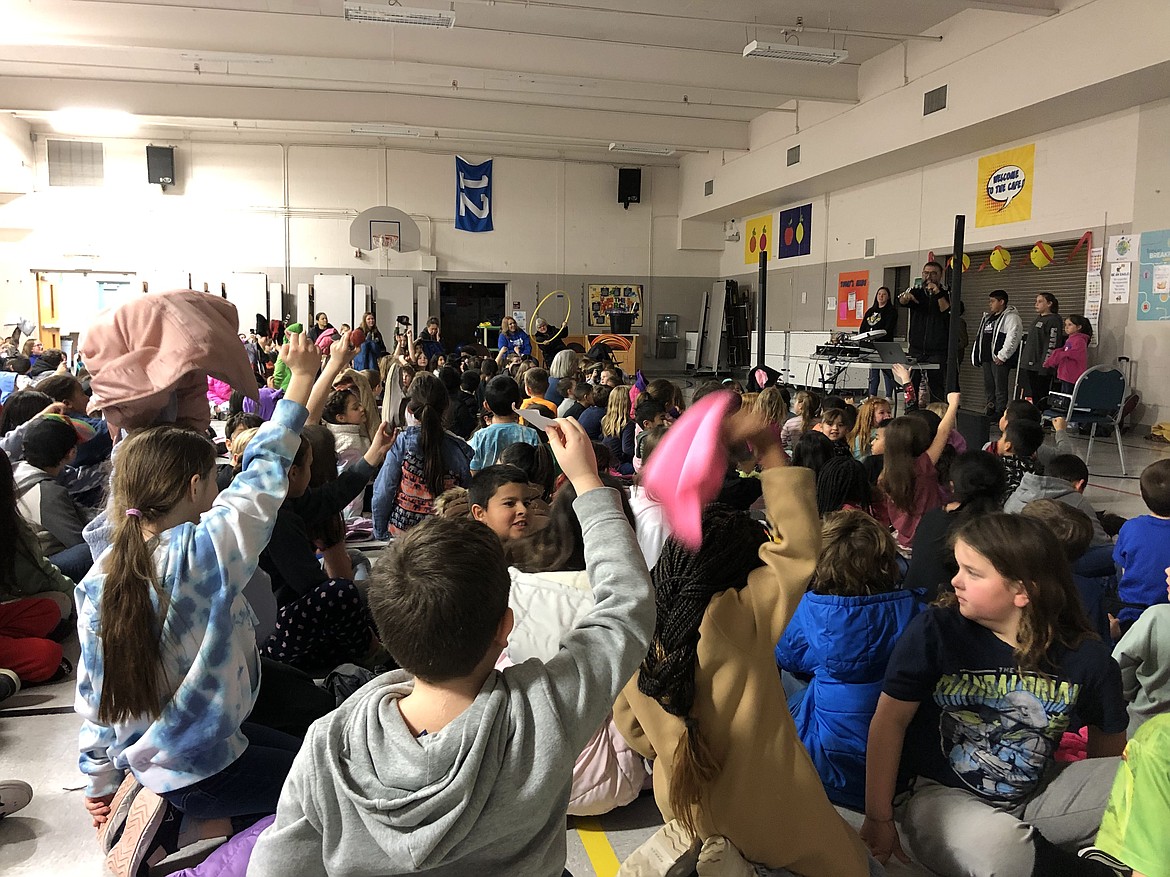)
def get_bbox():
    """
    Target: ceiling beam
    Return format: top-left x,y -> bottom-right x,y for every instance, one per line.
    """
961,1 -> 1059,15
